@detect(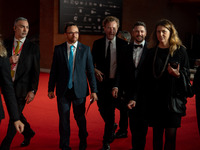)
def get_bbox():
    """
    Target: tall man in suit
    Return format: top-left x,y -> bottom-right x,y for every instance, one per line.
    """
92,16 -> 128,150
0,39 -> 24,133
113,21 -> 148,150
48,23 -> 98,150
0,17 -> 40,150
